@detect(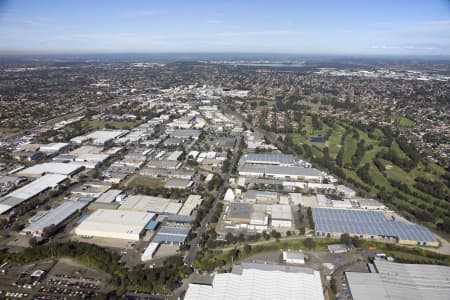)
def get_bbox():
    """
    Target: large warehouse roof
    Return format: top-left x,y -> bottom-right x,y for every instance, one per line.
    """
239,164 -> 322,178
118,194 -> 173,213
246,153 -> 296,165
185,263 -> 323,300
346,260 -> 450,300
17,162 -> 83,177
23,200 -> 89,236
75,209 -> 155,240
312,208 -> 437,243
0,174 -> 68,215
